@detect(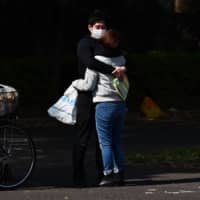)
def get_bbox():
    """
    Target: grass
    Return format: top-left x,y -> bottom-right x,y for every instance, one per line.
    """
125,146 -> 200,169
